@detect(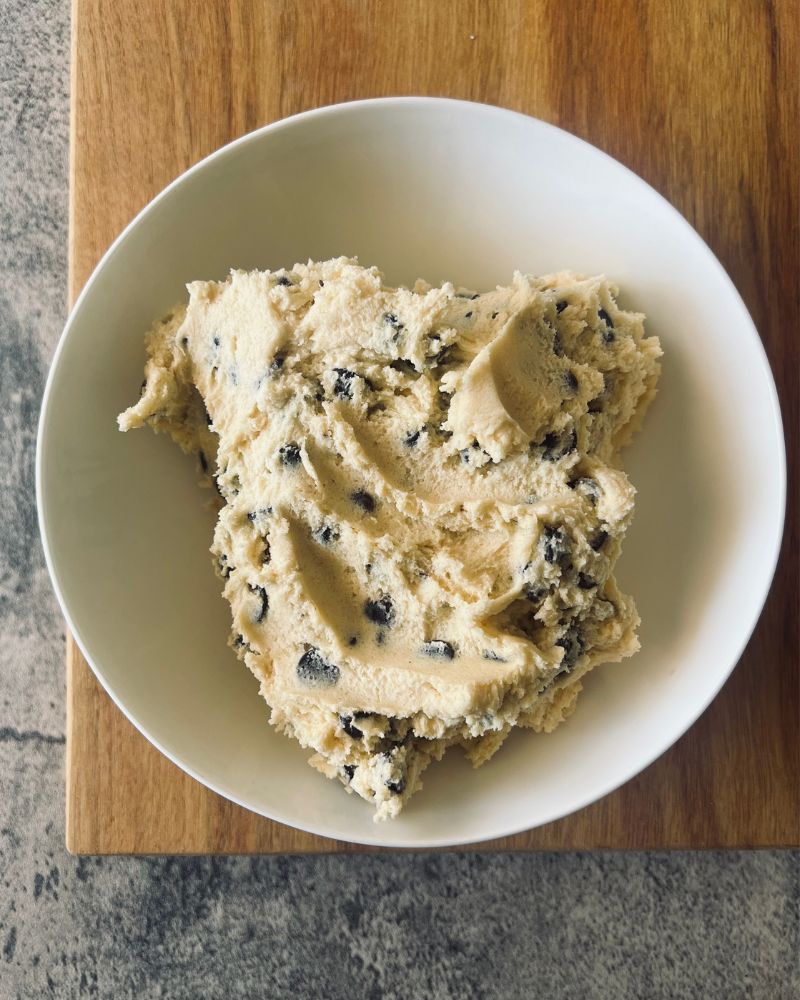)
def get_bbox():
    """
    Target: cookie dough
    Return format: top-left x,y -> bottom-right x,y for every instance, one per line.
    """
119,258 -> 661,820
